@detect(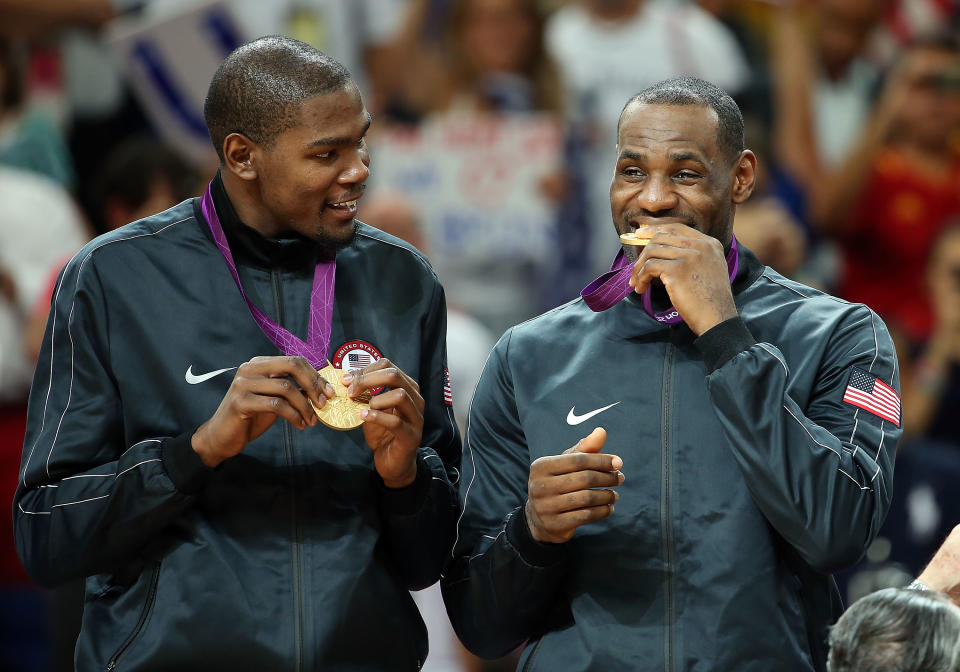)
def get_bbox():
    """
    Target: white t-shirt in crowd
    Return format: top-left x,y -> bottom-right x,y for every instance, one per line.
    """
0,167 -> 88,401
